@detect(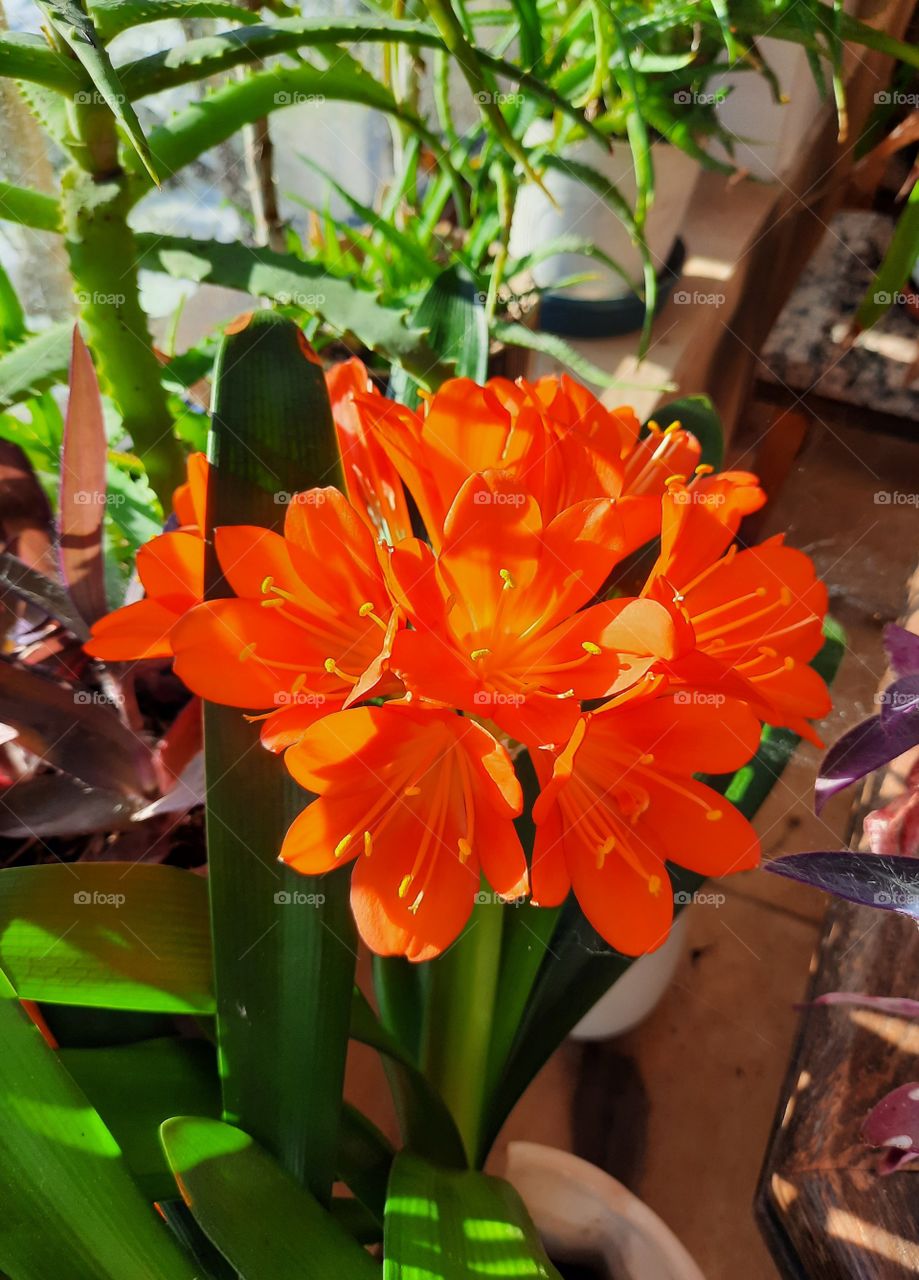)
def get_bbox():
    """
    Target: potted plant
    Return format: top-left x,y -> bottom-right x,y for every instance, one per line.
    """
0,301 -> 844,1277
